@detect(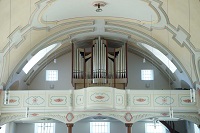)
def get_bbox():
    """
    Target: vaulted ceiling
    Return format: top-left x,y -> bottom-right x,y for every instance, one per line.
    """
0,0 -> 200,90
